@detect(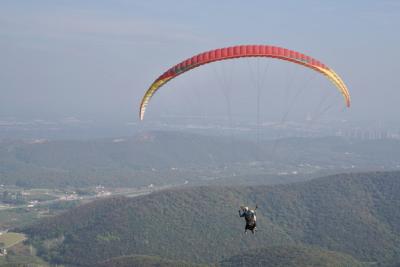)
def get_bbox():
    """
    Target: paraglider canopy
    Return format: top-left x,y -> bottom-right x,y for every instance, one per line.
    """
139,45 -> 350,120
